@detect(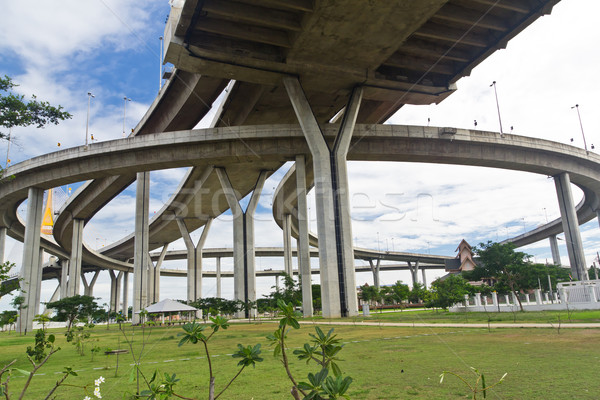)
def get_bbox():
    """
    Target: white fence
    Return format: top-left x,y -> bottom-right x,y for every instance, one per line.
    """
450,280 -> 600,312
